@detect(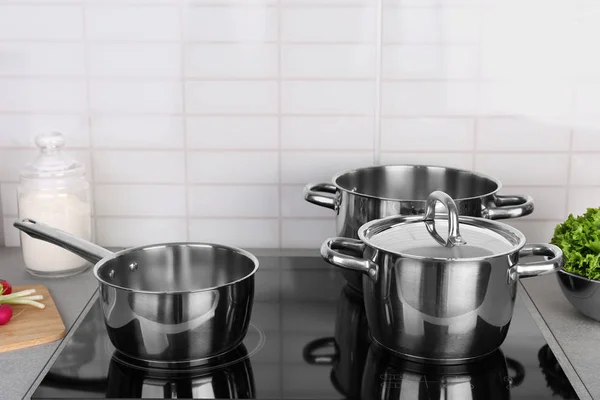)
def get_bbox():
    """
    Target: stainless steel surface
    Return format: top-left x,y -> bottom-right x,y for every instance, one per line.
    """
14,218 -> 112,263
304,164 -> 534,291
106,345 -> 255,399
320,214 -> 564,363
13,218 -> 258,364
508,243 -> 565,283
556,270 -> 600,322
361,345 -> 525,400
423,190 -> 466,248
